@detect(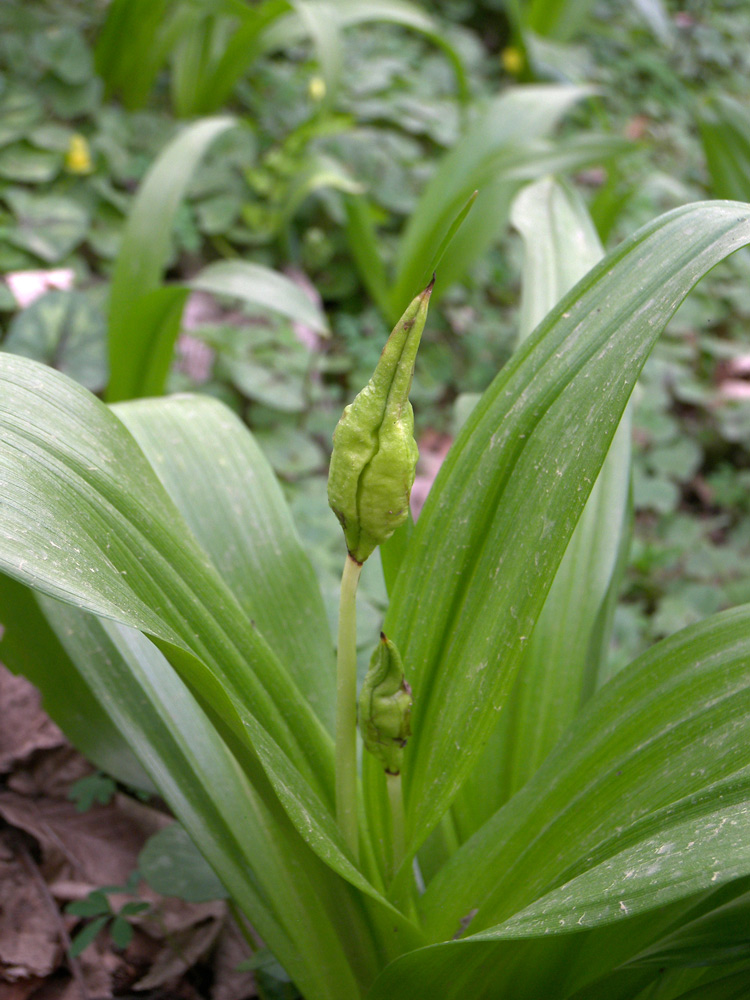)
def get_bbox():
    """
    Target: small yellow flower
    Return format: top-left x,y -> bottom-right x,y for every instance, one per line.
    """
308,75 -> 326,102
501,46 -> 524,75
65,134 -> 93,175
